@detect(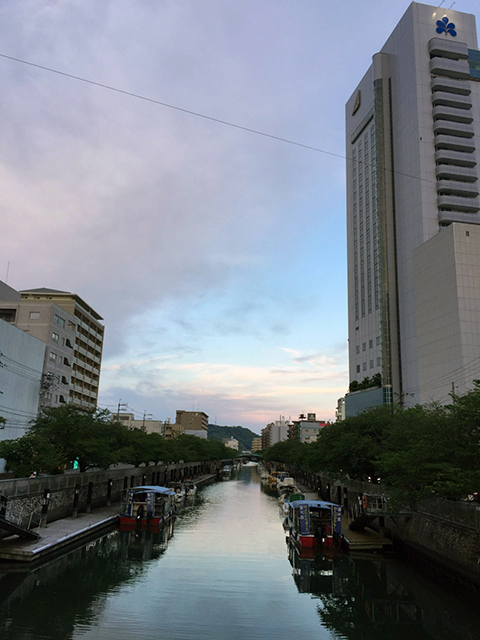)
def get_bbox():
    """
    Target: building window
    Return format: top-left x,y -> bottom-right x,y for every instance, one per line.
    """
363,362 -> 367,371
369,339 -> 373,348
29,311 -> 40,319
356,365 -> 360,374
52,332 -> 59,342
362,343 -> 366,352
356,345 -> 360,354
370,360 -> 374,369
49,352 -> 57,362
376,336 -> 381,345
377,357 -> 382,366
54,314 -> 65,328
